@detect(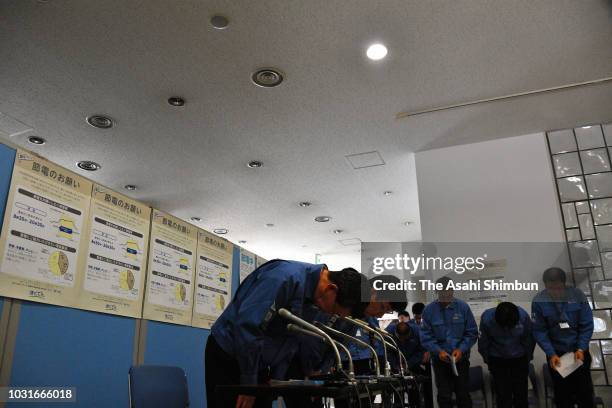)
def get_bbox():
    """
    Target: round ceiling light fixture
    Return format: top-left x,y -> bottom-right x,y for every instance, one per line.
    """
366,43 -> 388,60
190,217 -> 202,222
251,68 -> 284,88
124,184 -> 137,191
77,160 -> 101,171
168,97 -> 185,107
210,15 -> 229,29
27,136 -> 46,145
404,221 -> 414,226
314,216 -> 331,223
333,229 -> 343,234
213,228 -> 229,235
299,201 -> 312,208
247,160 -> 263,168
86,115 -> 114,129
383,190 -> 393,196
